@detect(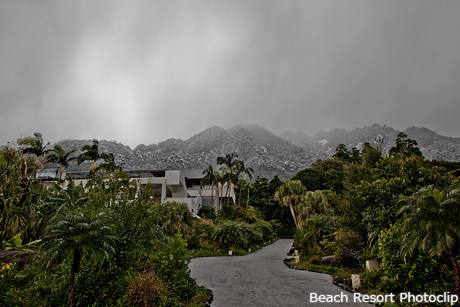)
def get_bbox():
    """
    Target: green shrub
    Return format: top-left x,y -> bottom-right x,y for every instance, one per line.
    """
245,207 -> 258,222
213,221 -> 246,250
219,205 -> 235,220
309,255 -> 321,265
359,270 -> 383,292
378,223 -> 438,293
185,231 -> 202,251
240,223 -> 264,247
253,219 -> 275,240
195,219 -> 216,244
320,227 -> 363,255
219,205 -> 246,220
121,270 -> 169,307
294,230 -> 316,258
153,233 -> 197,302
197,205 -> 216,220
153,202 -> 195,236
